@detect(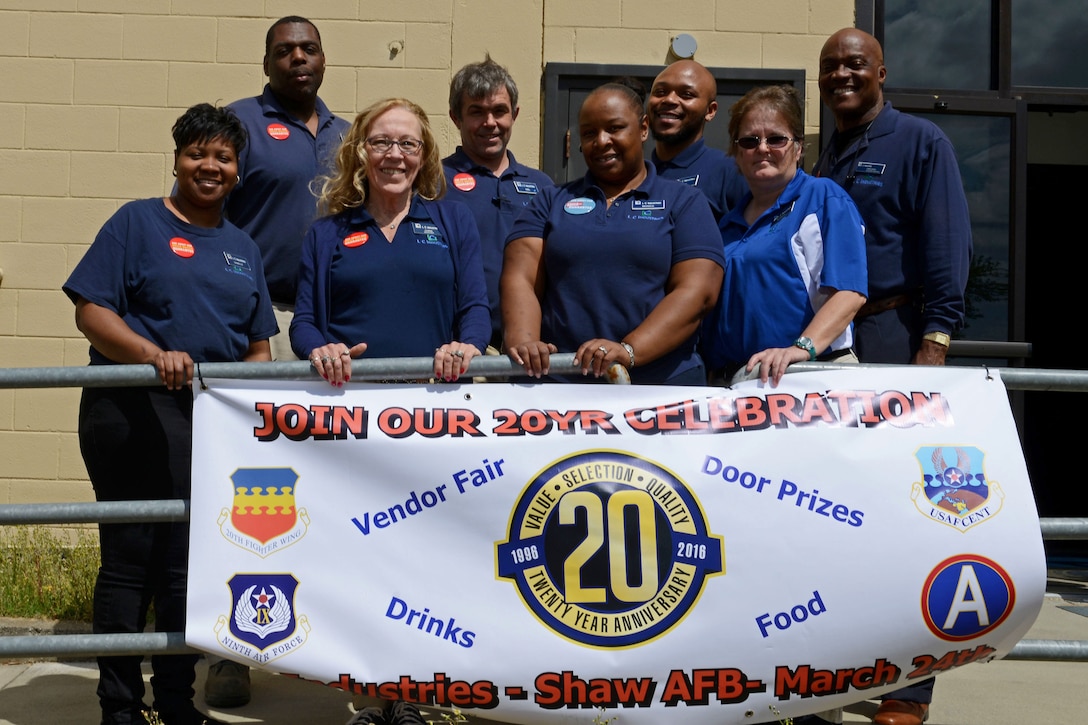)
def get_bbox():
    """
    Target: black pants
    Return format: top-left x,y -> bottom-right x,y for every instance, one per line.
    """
79,387 -> 198,722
